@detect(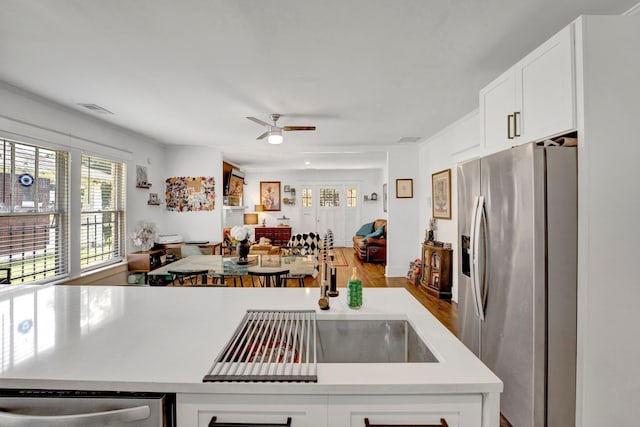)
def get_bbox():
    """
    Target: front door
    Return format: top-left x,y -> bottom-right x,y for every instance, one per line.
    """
299,183 -> 359,247
317,185 -> 345,247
